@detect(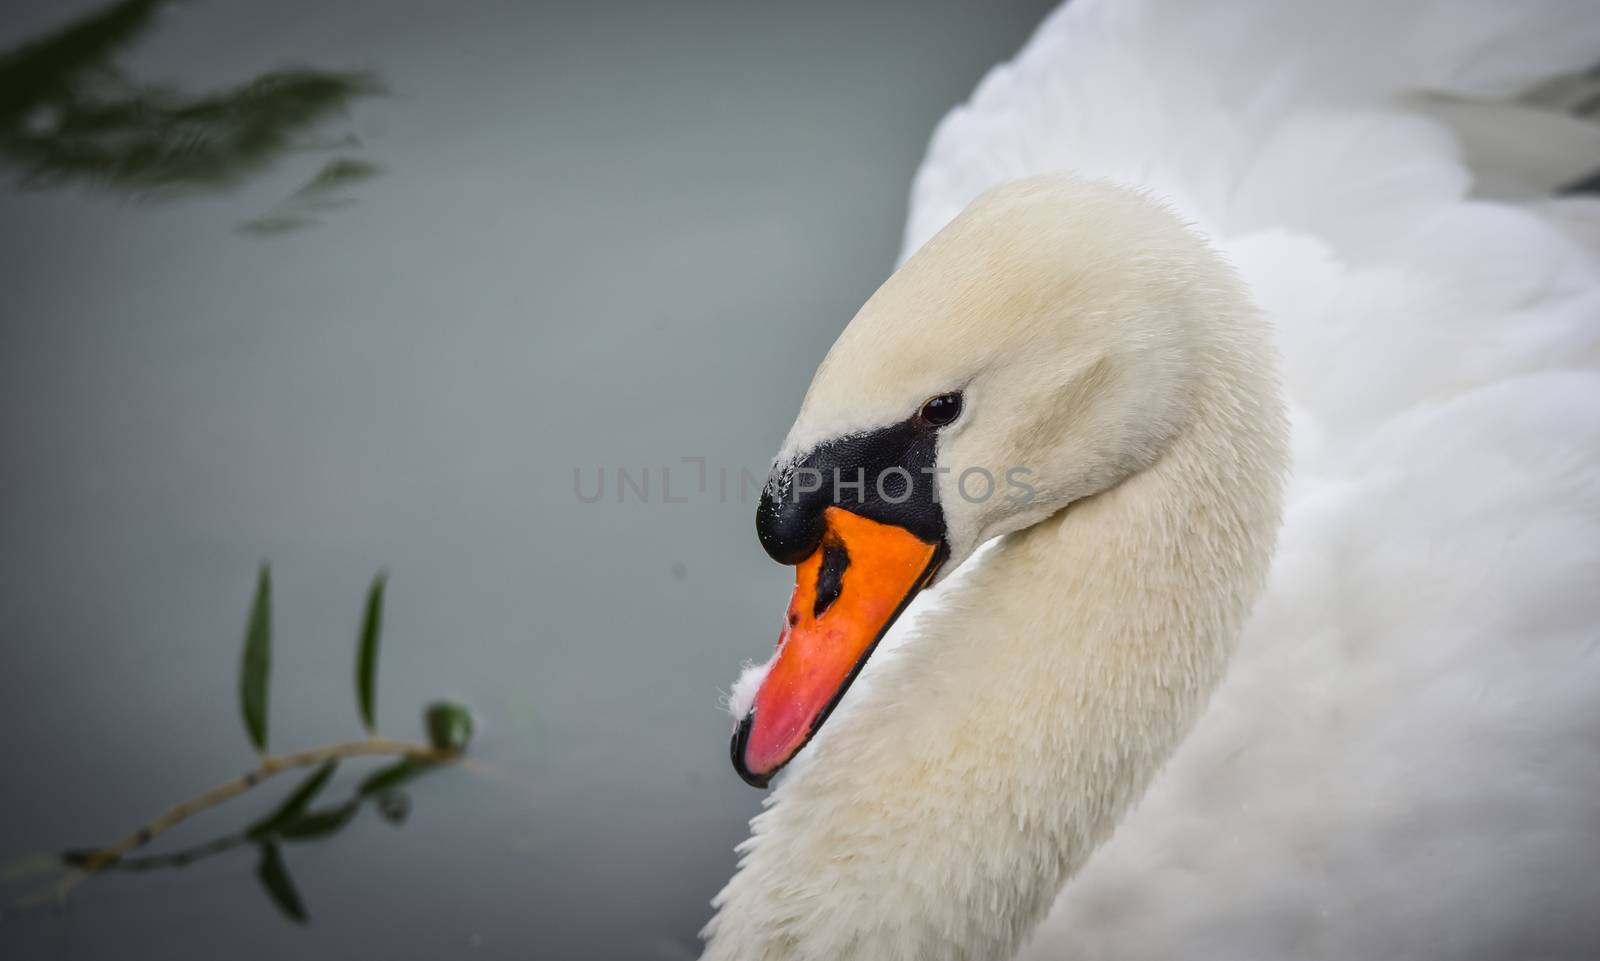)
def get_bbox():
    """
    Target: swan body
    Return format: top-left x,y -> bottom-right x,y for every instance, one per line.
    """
703,2 -> 1600,959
